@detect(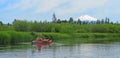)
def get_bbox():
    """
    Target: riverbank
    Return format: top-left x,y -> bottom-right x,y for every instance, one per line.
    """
42,33 -> 120,44
0,31 -> 120,45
